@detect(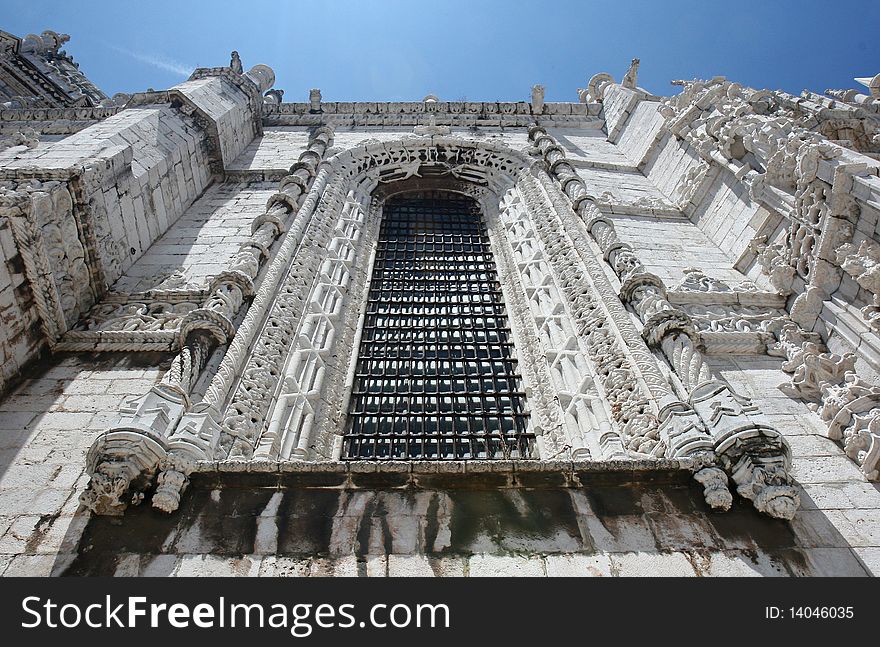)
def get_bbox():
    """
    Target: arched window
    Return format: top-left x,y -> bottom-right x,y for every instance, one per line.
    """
344,191 -> 533,460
